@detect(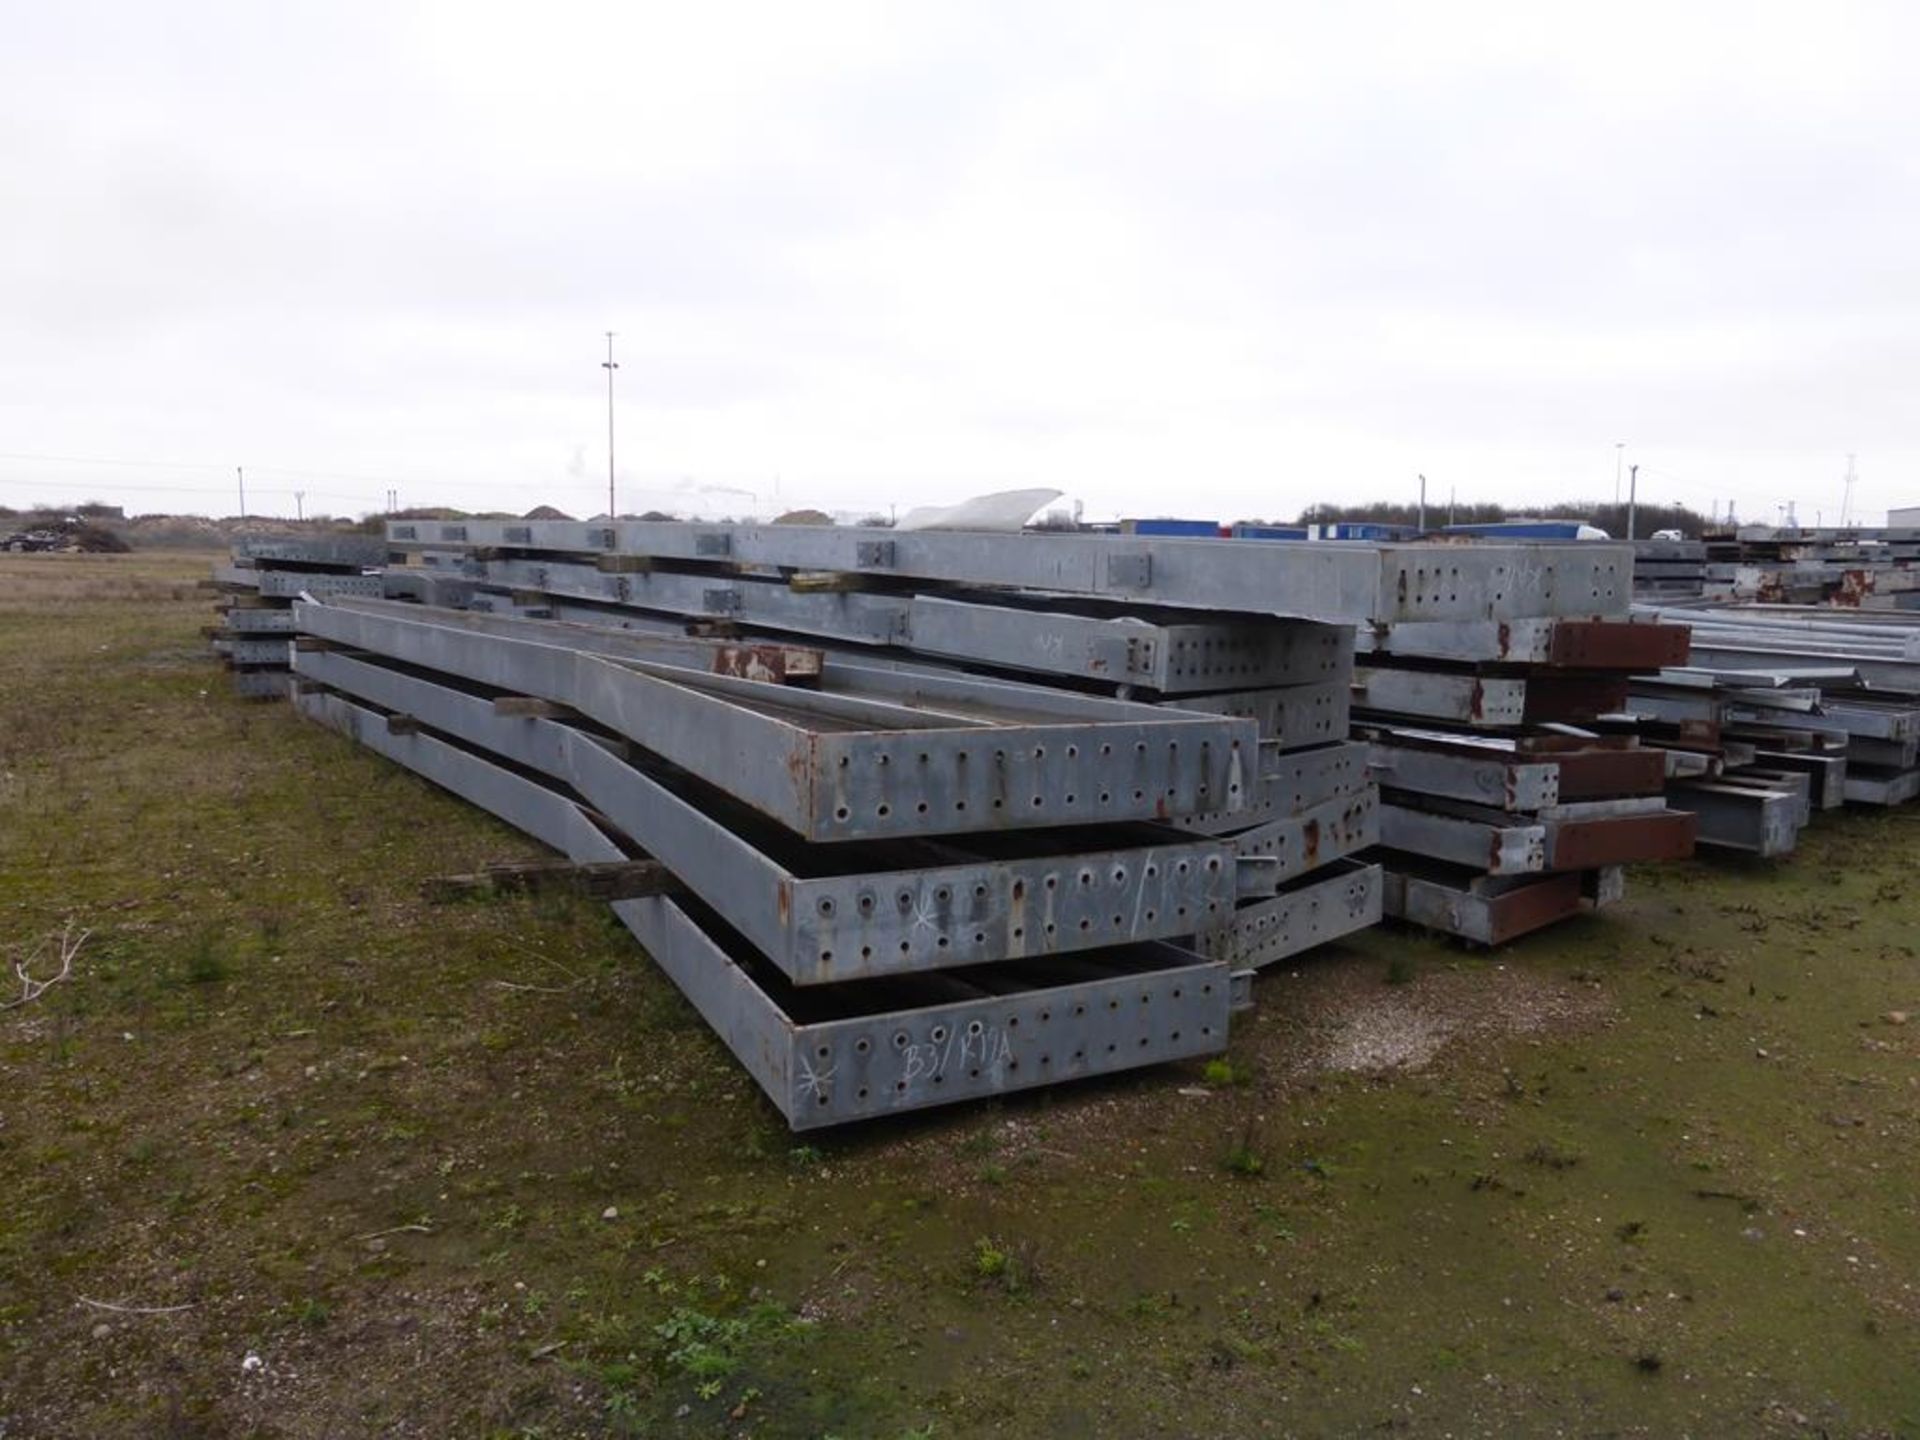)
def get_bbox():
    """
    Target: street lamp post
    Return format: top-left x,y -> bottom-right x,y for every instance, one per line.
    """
601,332 -> 619,519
